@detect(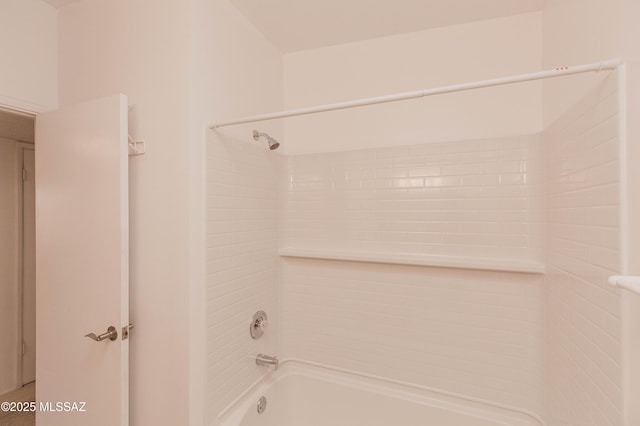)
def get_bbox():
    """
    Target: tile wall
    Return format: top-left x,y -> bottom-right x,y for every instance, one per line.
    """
281,135 -> 543,261
280,258 -> 545,415
543,74 -> 622,425
279,135 -> 546,416
206,135 -> 280,421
